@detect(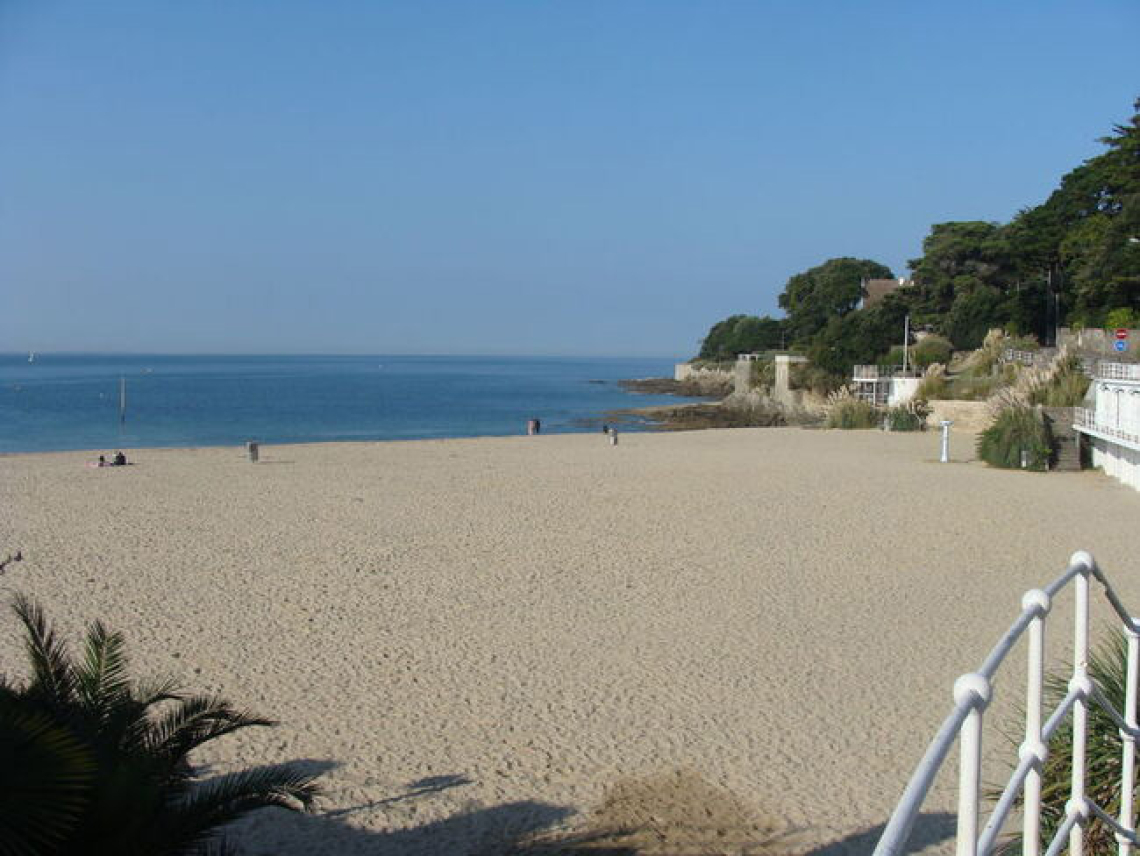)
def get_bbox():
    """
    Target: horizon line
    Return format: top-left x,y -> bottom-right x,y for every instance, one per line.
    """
3,350 -> 691,360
